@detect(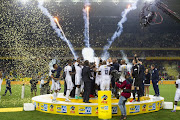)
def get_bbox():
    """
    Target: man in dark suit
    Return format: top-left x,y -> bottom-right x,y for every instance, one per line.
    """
151,64 -> 160,96
82,60 -> 92,103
